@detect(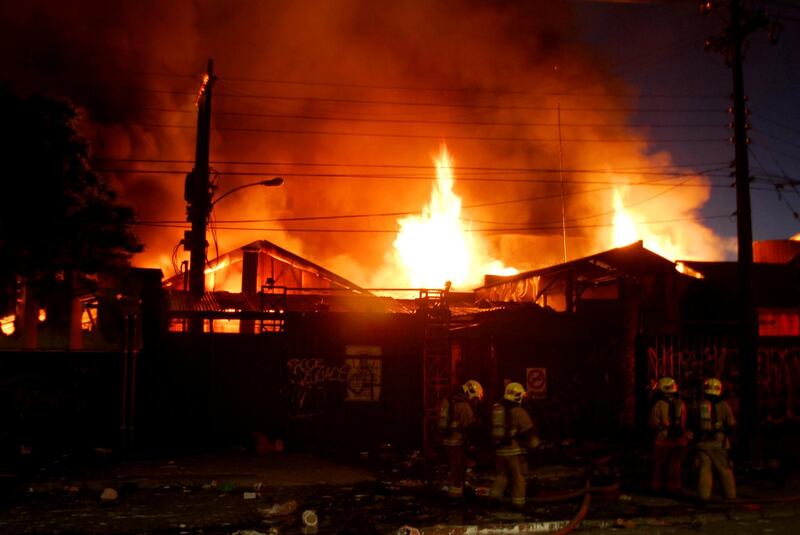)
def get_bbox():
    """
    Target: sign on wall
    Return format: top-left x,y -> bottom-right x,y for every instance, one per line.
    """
526,367 -> 547,399
345,345 -> 382,402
